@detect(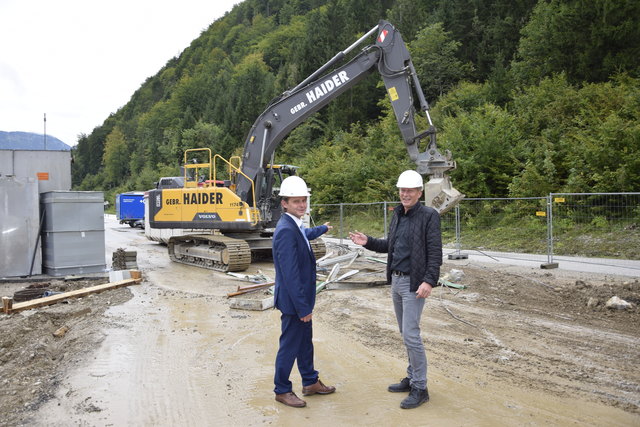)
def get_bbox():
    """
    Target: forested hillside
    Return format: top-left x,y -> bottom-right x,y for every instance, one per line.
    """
72,0 -> 640,203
